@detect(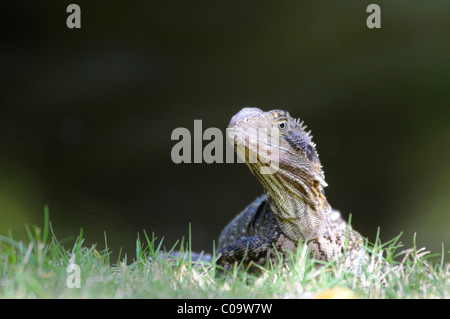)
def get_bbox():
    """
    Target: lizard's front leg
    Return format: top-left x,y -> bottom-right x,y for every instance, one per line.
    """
216,236 -> 274,269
